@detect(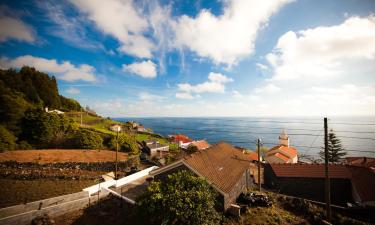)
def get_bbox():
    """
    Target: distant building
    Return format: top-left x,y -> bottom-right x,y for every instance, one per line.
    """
189,140 -> 211,150
110,124 -> 122,132
264,163 -> 375,207
150,142 -> 256,211
265,130 -> 298,164
143,140 -> 169,156
169,134 -> 193,147
45,107 -> 64,115
135,125 -> 147,132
